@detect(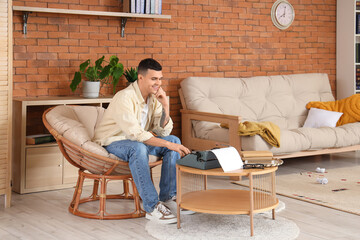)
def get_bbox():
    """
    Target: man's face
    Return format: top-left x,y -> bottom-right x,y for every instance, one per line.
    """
138,69 -> 163,97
